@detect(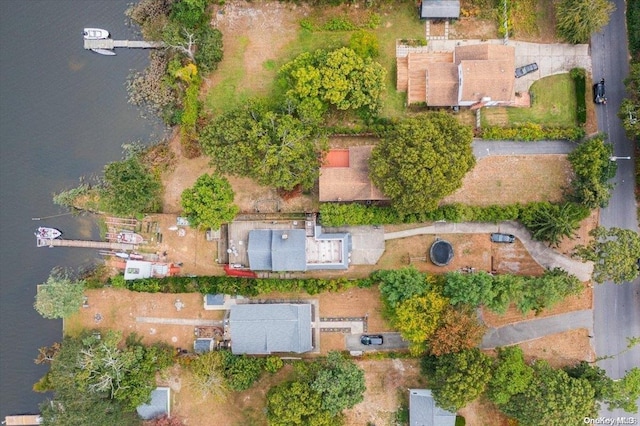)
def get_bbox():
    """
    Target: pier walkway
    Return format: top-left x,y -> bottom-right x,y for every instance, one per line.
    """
36,237 -> 138,251
83,39 -> 164,52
